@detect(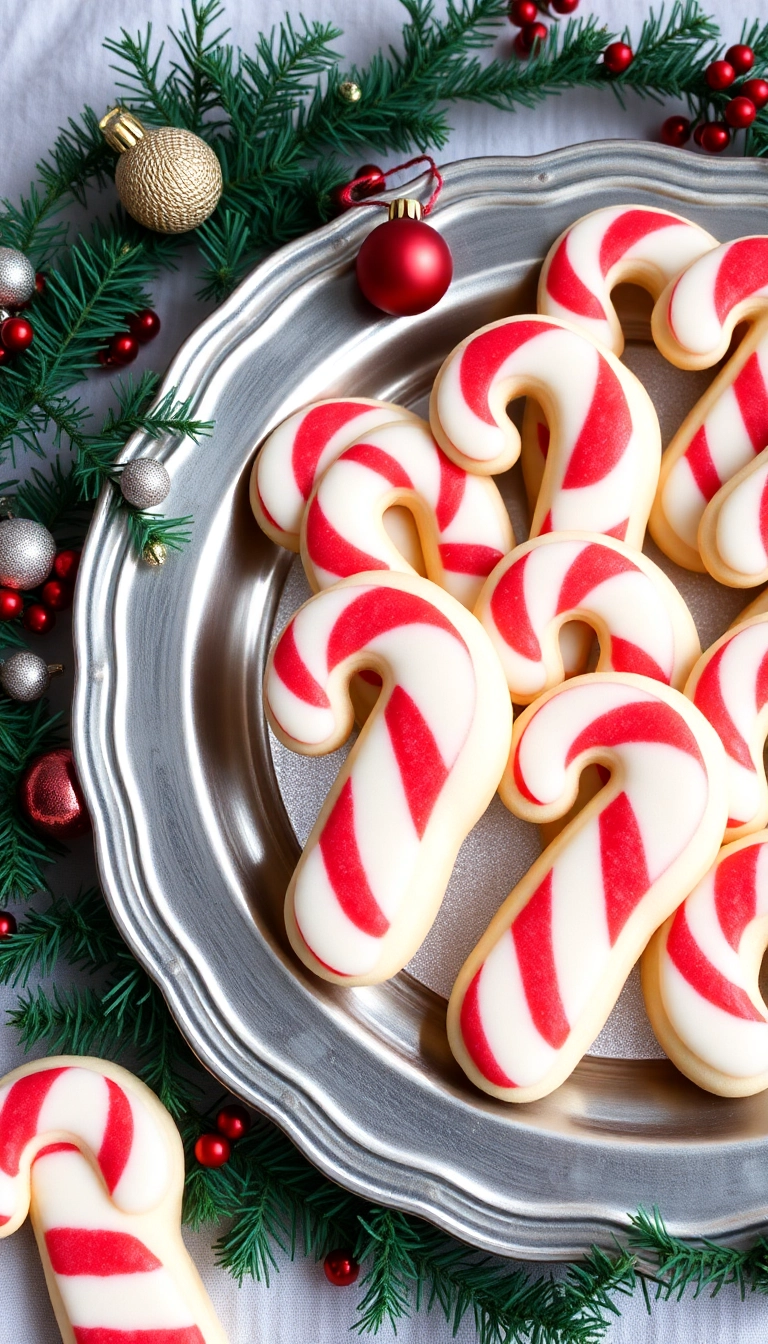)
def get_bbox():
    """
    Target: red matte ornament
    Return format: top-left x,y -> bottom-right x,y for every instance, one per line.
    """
508,0 -> 537,25
216,1104 -> 251,1141
53,549 -> 81,583
741,78 -> 768,110
194,1133 -> 231,1168
699,121 -> 730,153
41,578 -> 73,611
323,1249 -> 360,1286
23,603 -> 55,634
356,217 -> 452,316
129,308 -> 161,343
0,588 -> 23,620
108,333 -> 139,366
660,115 -> 691,147
603,42 -> 633,75
724,96 -> 757,129
19,748 -> 91,840
725,43 -> 755,75
0,913 -> 17,939
706,59 -> 736,90
1,317 -> 34,352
